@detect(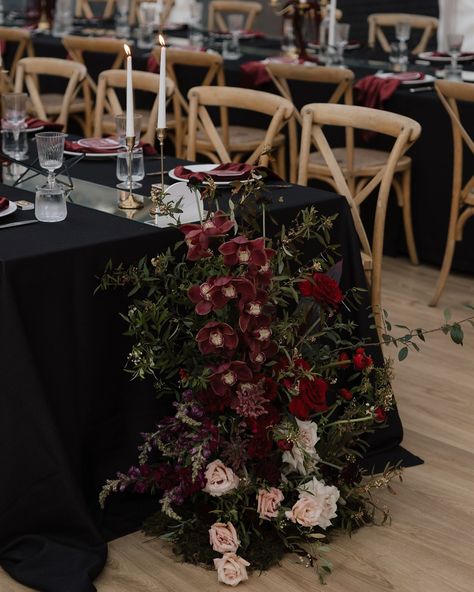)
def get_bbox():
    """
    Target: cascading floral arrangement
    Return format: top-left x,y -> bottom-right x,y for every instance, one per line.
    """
99,179 -> 402,585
